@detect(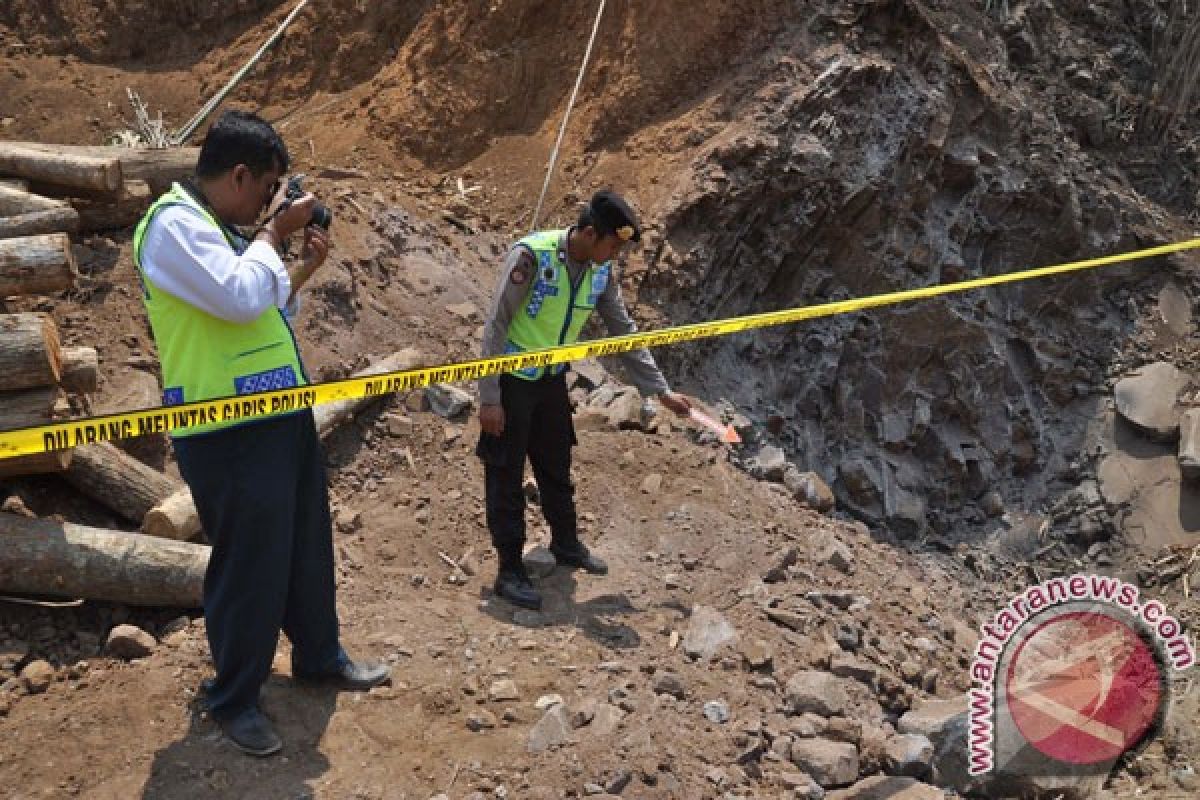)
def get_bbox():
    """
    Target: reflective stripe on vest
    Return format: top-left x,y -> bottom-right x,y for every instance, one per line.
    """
132,183 -> 308,437
504,229 -> 611,382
